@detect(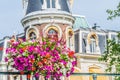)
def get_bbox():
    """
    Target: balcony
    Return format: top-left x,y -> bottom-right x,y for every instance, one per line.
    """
0,72 -> 120,80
